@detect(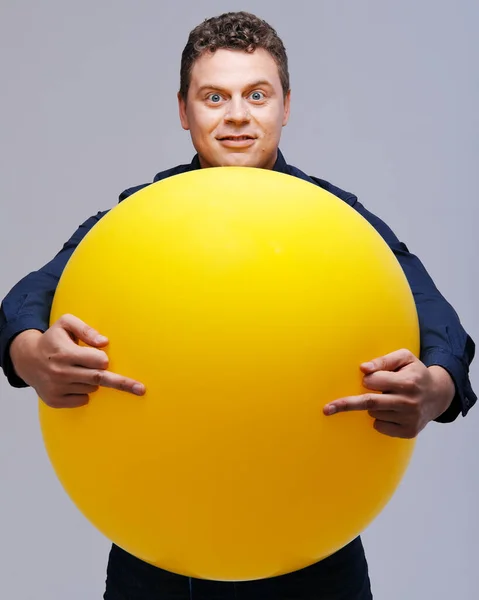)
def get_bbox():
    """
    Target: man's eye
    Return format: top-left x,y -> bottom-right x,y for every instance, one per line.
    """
208,93 -> 223,103
250,91 -> 265,101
